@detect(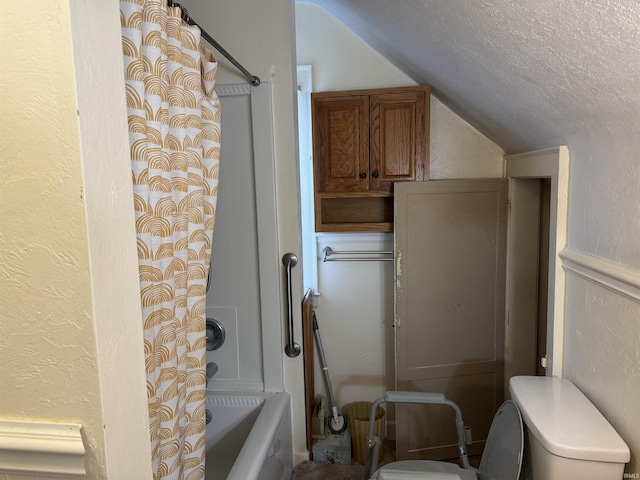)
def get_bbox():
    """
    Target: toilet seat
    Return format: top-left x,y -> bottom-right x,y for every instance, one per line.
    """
374,460 -> 476,480
372,401 -> 523,480
477,401 -> 523,480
